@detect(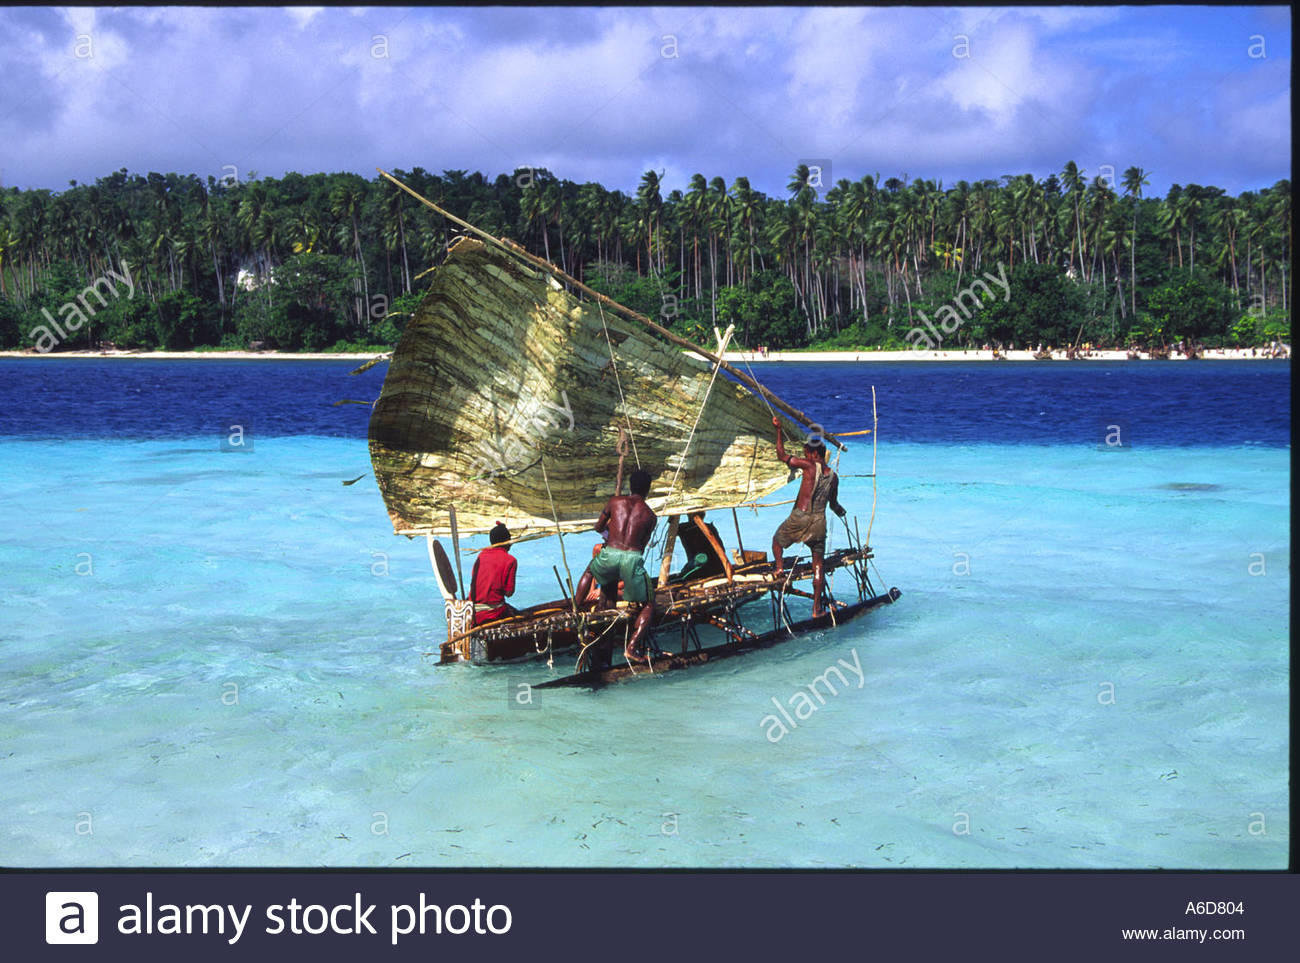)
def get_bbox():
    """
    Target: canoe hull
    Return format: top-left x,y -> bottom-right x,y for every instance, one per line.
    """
534,587 -> 901,688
